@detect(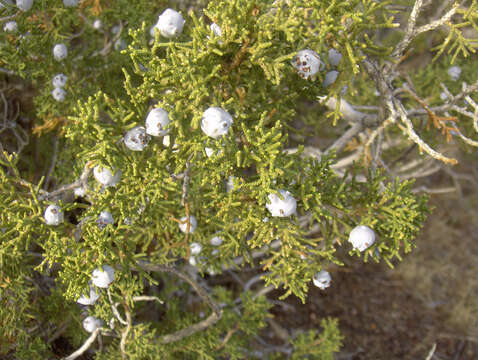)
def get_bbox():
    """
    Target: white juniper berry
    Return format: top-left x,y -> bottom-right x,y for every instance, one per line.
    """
82,316 -> 103,333
210,23 -> 222,37
3,21 -> 17,32
179,215 -> 197,234
328,48 -> 342,67
111,24 -> 121,35
153,8 -> 185,38
52,73 -> 68,88
162,135 -> 178,151
190,242 -> 202,255
291,49 -> 324,79
91,265 -> 115,288
16,0 -> 33,12
76,285 -> 100,306
92,19 -> 103,30
93,166 -> 121,187
53,43 -> 68,61
265,190 -> 297,217
226,176 -> 236,193
51,87 -> 66,102
44,204 -> 64,226
62,0 -> 78,7
201,107 -> 233,138
114,38 -> 127,51
124,126 -> 150,151
448,66 -> 461,81
74,186 -> 87,198
97,211 -> 114,229
204,147 -> 222,157
210,236 -> 223,246
312,270 -> 331,290
145,108 -> 170,136
189,255 -> 198,267
323,70 -> 339,87
348,225 -> 376,252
